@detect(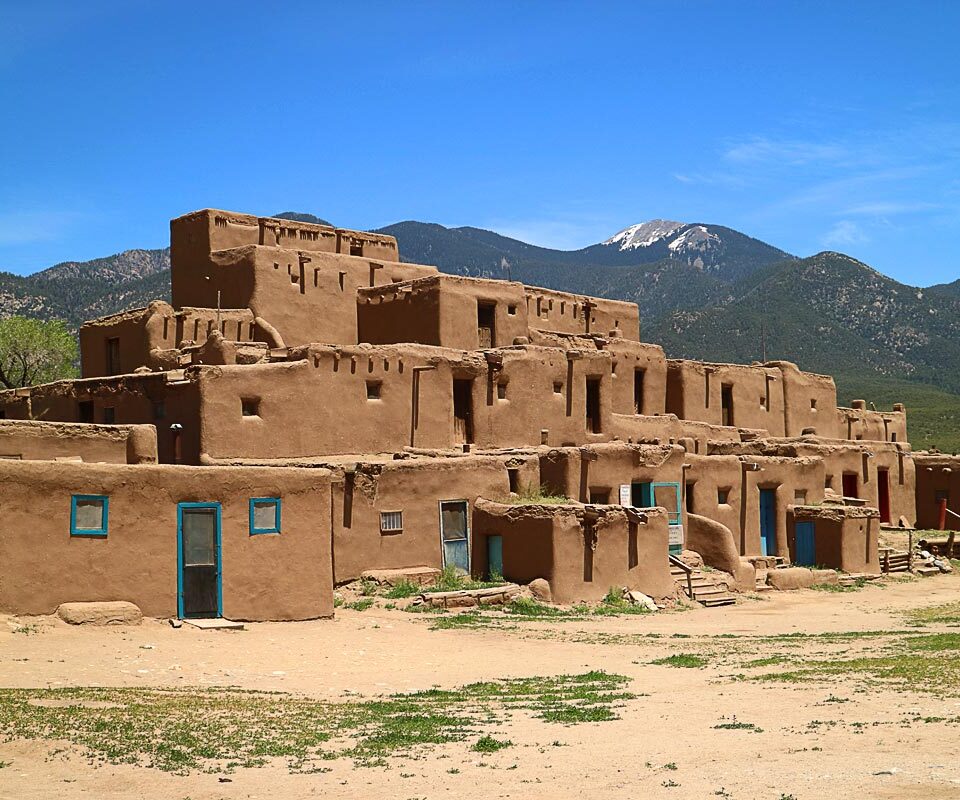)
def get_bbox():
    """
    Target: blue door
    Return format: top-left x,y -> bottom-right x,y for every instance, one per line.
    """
759,489 -> 777,556
440,501 -> 470,572
487,535 -> 503,580
177,503 -> 222,619
795,521 -> 816,566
